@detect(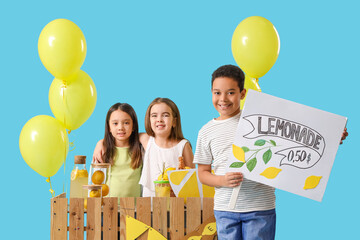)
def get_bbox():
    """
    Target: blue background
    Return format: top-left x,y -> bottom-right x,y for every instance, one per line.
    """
2,1 -> 358,239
